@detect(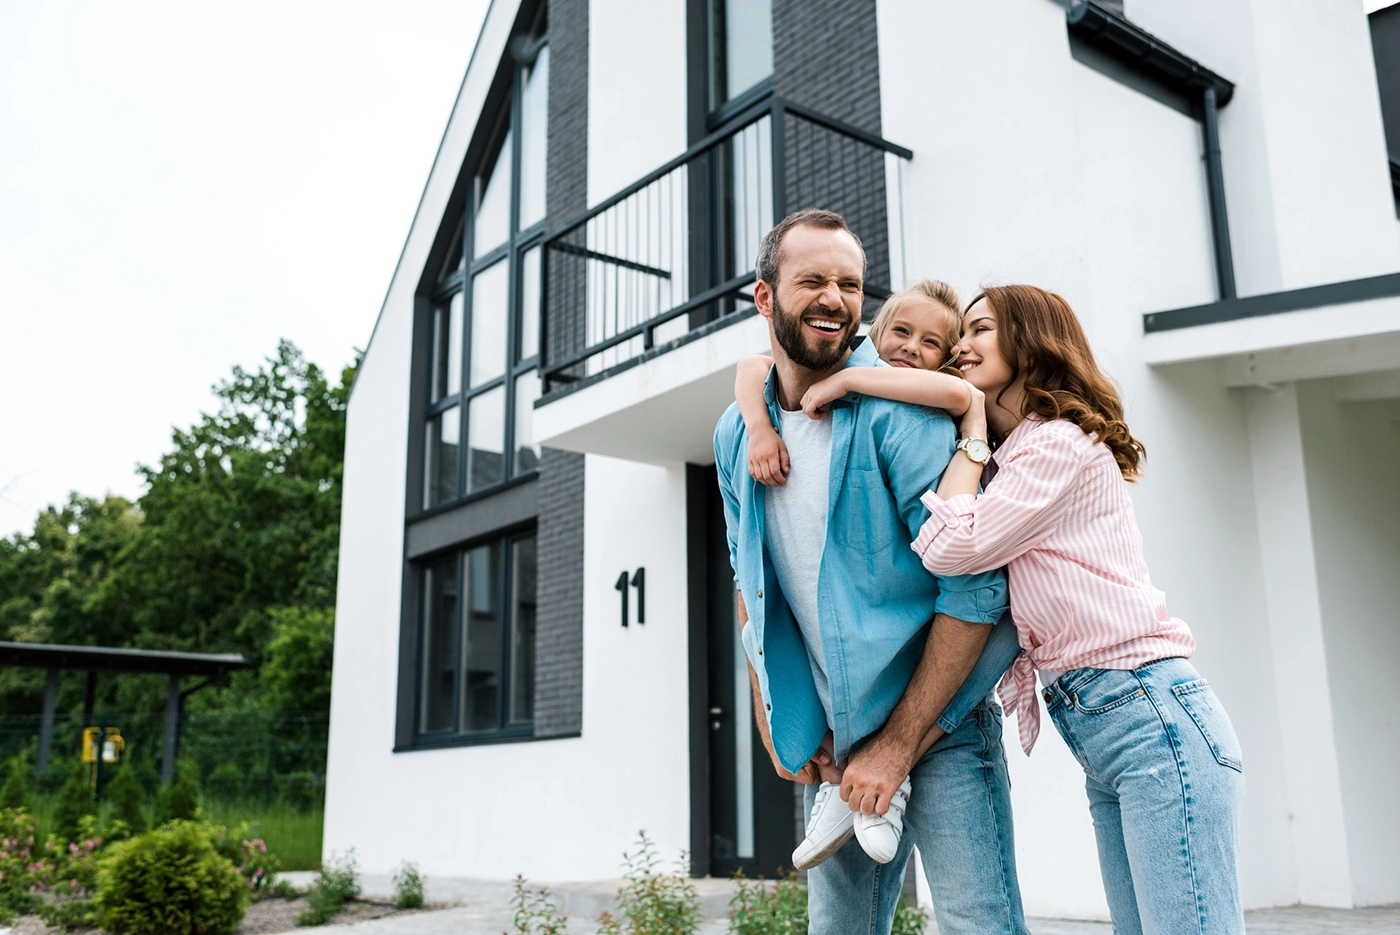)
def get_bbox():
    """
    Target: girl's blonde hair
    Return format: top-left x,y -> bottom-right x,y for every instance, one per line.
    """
867,279 -> 964,375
